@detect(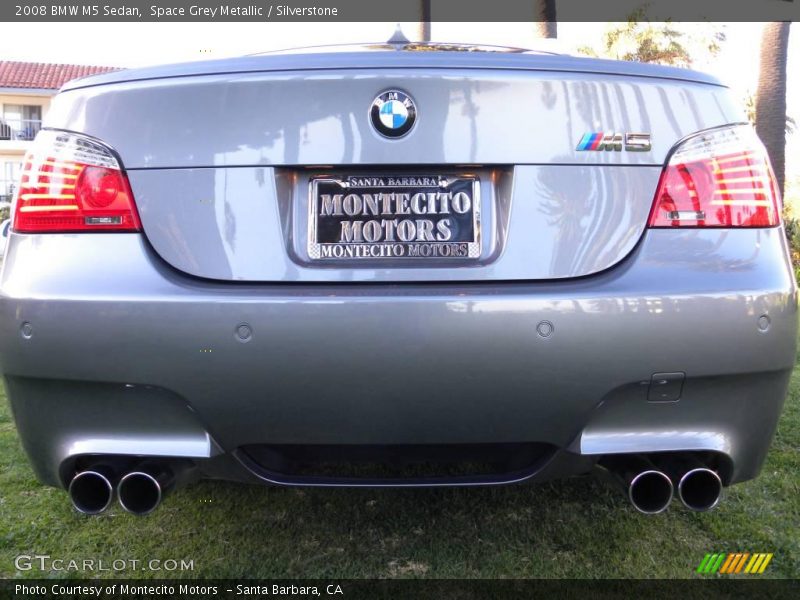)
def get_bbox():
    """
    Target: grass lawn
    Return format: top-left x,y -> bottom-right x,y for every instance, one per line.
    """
1,362 -> 798,580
